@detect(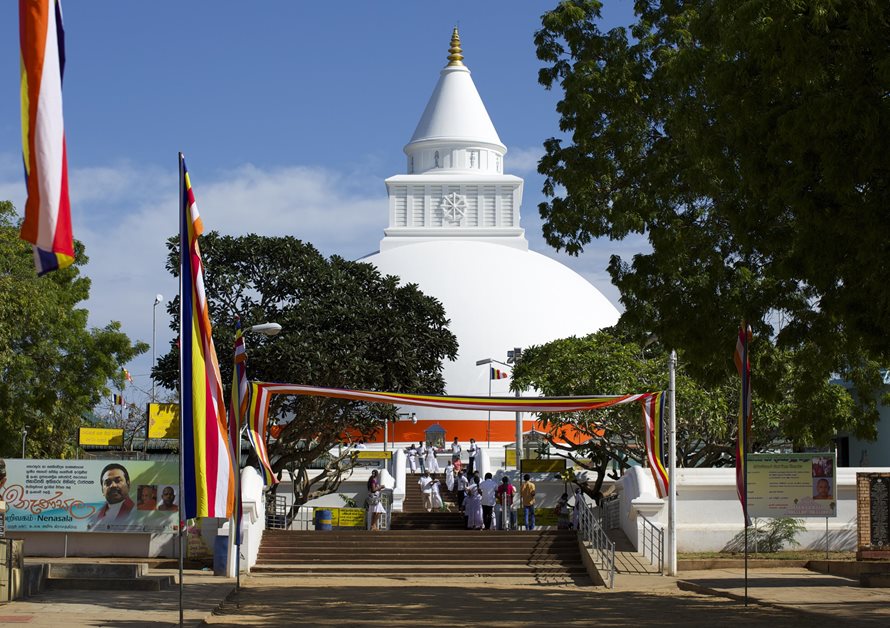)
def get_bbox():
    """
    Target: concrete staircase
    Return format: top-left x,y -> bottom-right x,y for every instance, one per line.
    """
44,562 -> 175,591
605,526 -> 662,575
253,529 -> 589,581
391,473 -> 465,530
